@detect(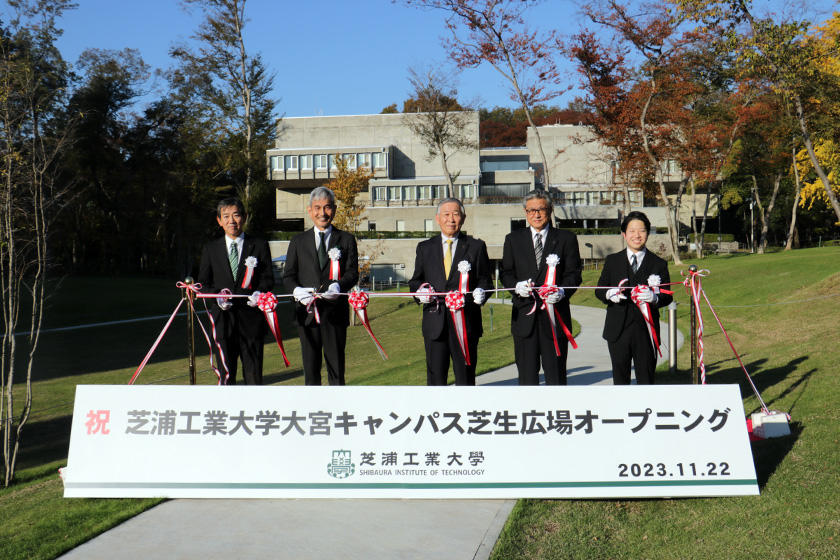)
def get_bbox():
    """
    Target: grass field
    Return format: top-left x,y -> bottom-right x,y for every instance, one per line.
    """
2,246 -> 839,559
1,277 -> 523,560
491,247 -> 840,560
